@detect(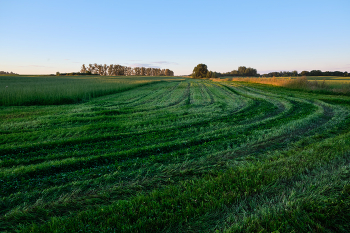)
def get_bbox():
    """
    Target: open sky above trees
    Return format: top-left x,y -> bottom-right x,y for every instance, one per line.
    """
1,0 -> 350,75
